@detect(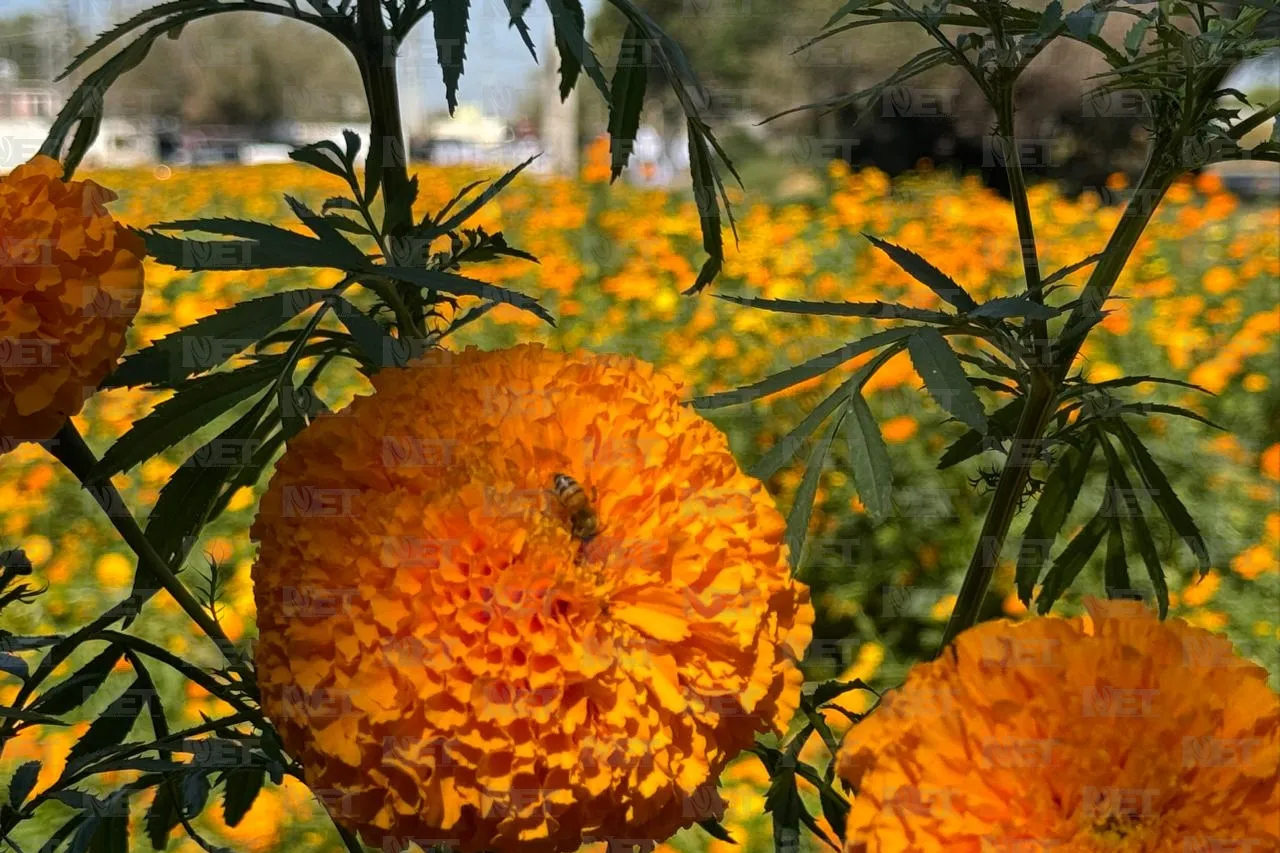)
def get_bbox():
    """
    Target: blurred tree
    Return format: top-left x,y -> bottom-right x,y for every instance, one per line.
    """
0,14 -> 53,81
101,13 -> 366,125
